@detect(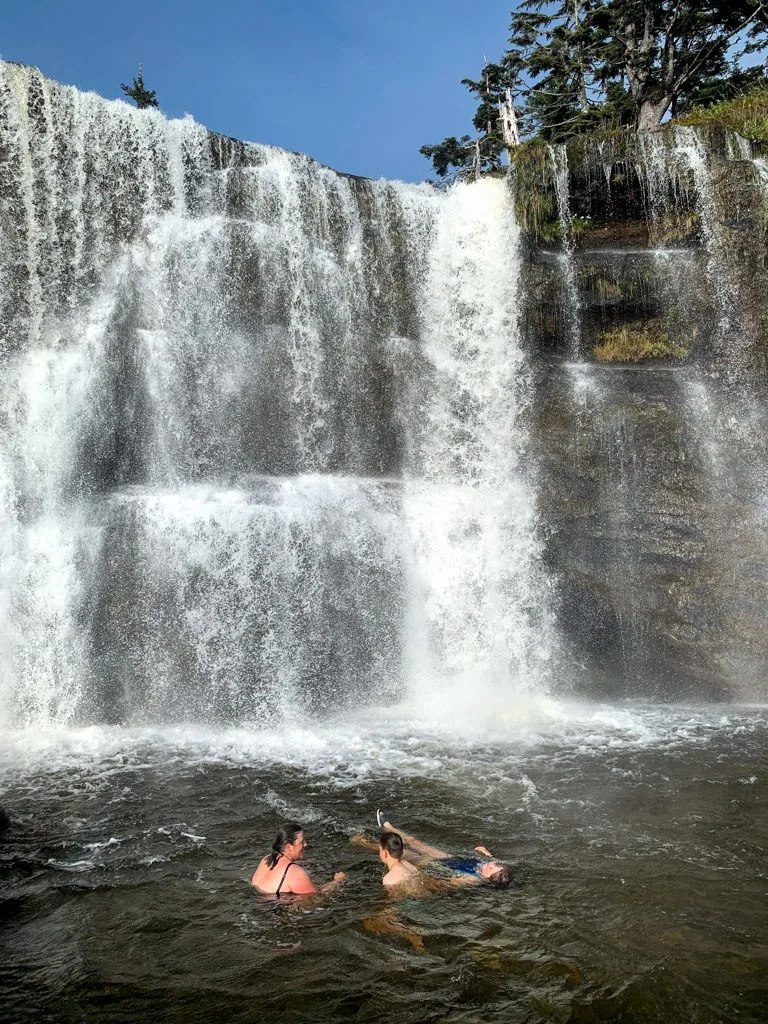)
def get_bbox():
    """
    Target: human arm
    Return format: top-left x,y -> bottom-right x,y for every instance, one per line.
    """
320,871 -> 346,893
474,845 -> 493,858
379,819 -> 450,863
283,863 -> 319,895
